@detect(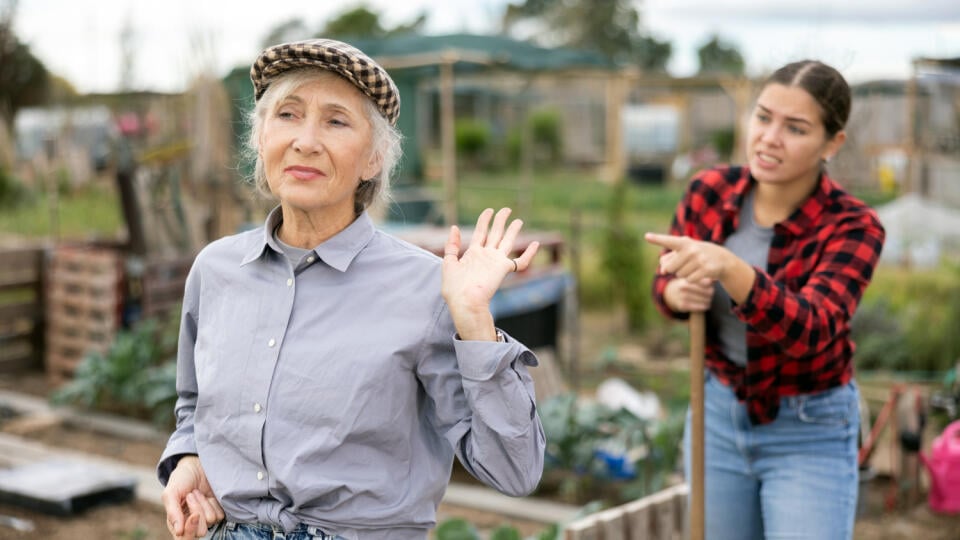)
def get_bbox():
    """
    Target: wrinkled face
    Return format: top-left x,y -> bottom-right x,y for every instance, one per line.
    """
746,83 -> 845,188
259,74 -> 380,221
